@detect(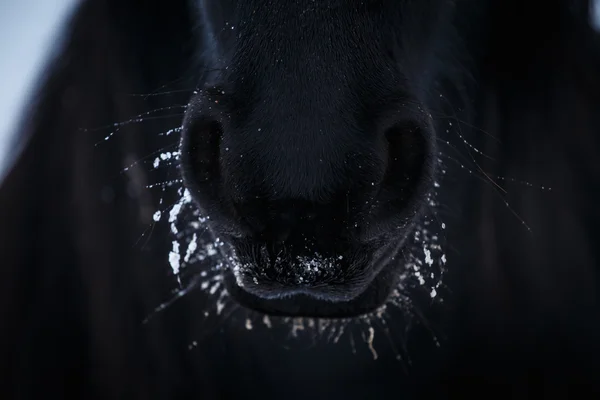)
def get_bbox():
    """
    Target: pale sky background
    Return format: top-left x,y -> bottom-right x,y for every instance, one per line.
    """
0,0 -> 78,183
0,1 -> 599,182
593,0 -> 600,31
